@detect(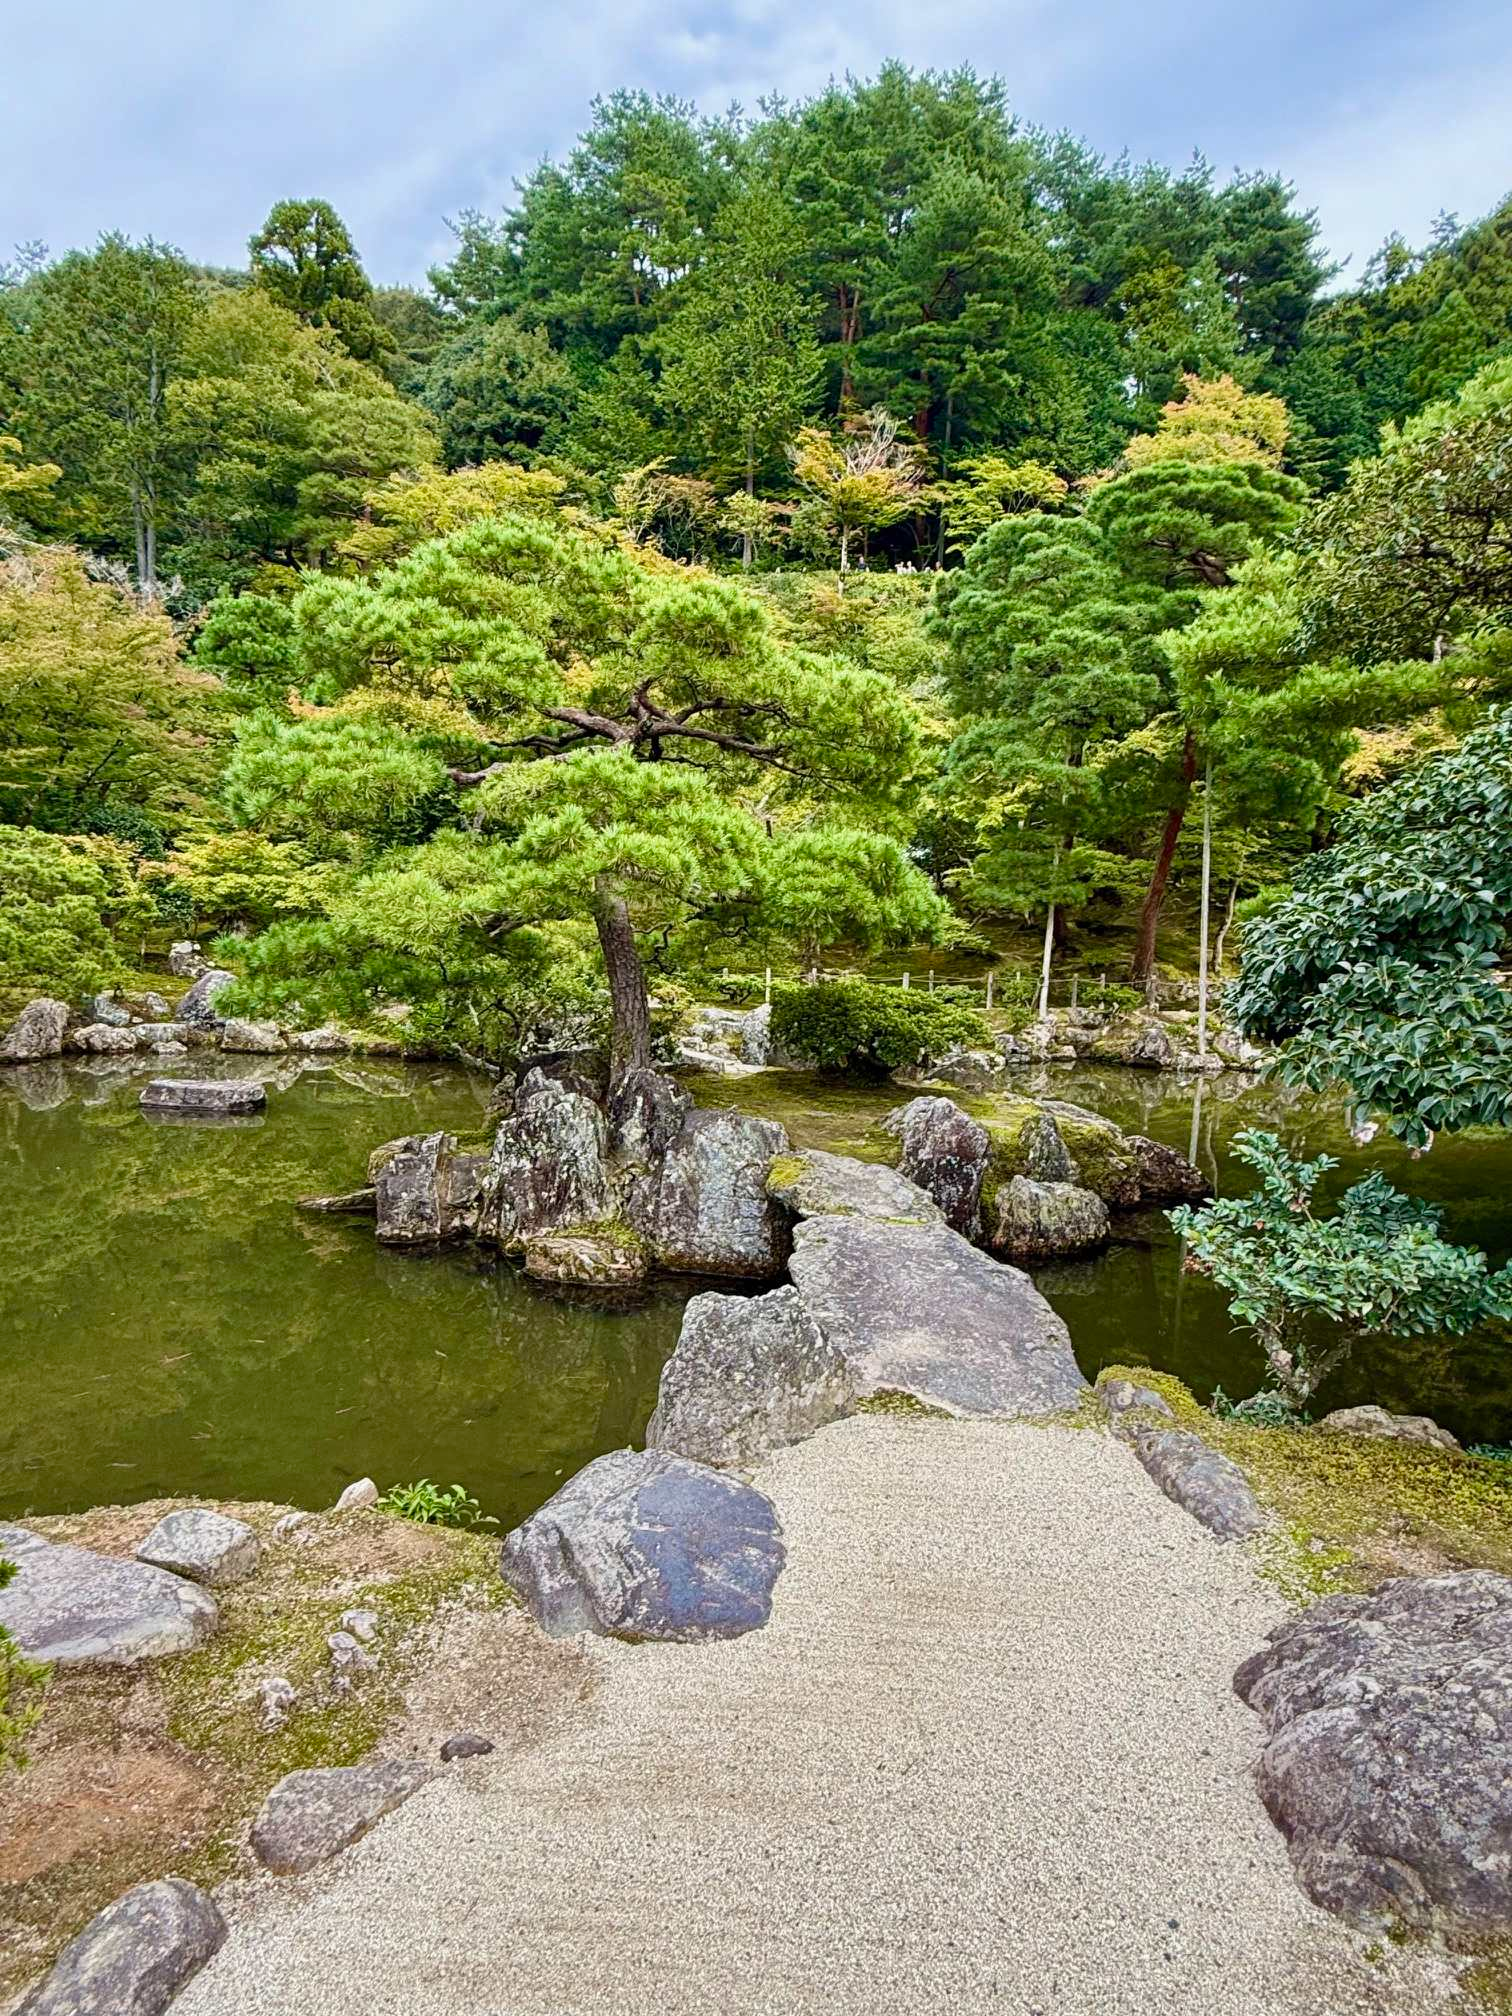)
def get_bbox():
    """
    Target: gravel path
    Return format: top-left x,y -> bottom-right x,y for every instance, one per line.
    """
178,1418 -> 1451,2015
